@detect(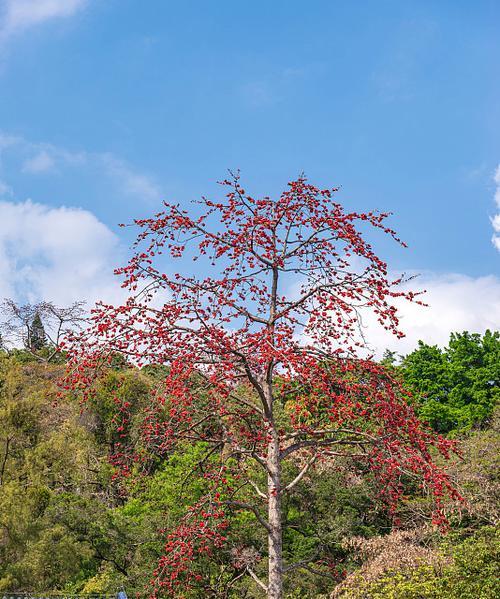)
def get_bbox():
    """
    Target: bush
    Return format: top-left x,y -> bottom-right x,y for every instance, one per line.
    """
335,527 -> 499,599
